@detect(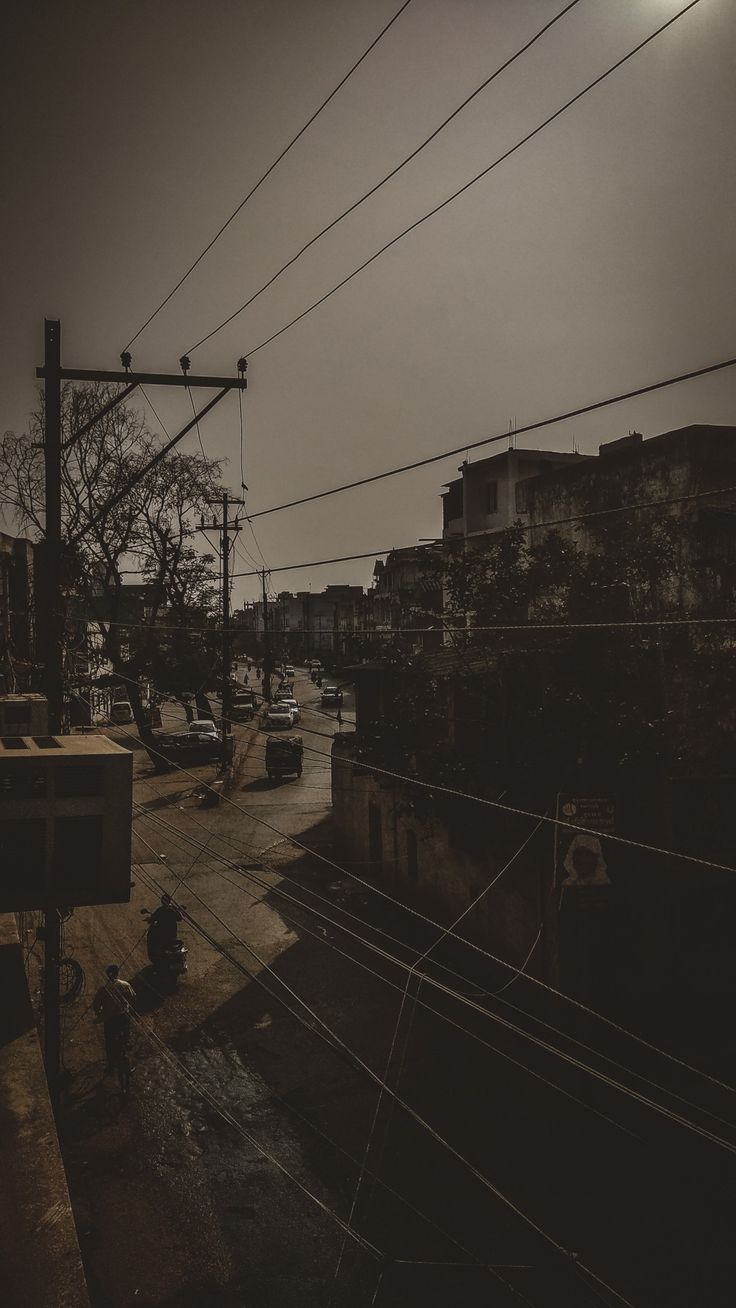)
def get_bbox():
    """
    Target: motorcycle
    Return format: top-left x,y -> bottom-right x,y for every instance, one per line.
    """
142,910 -> 188,984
